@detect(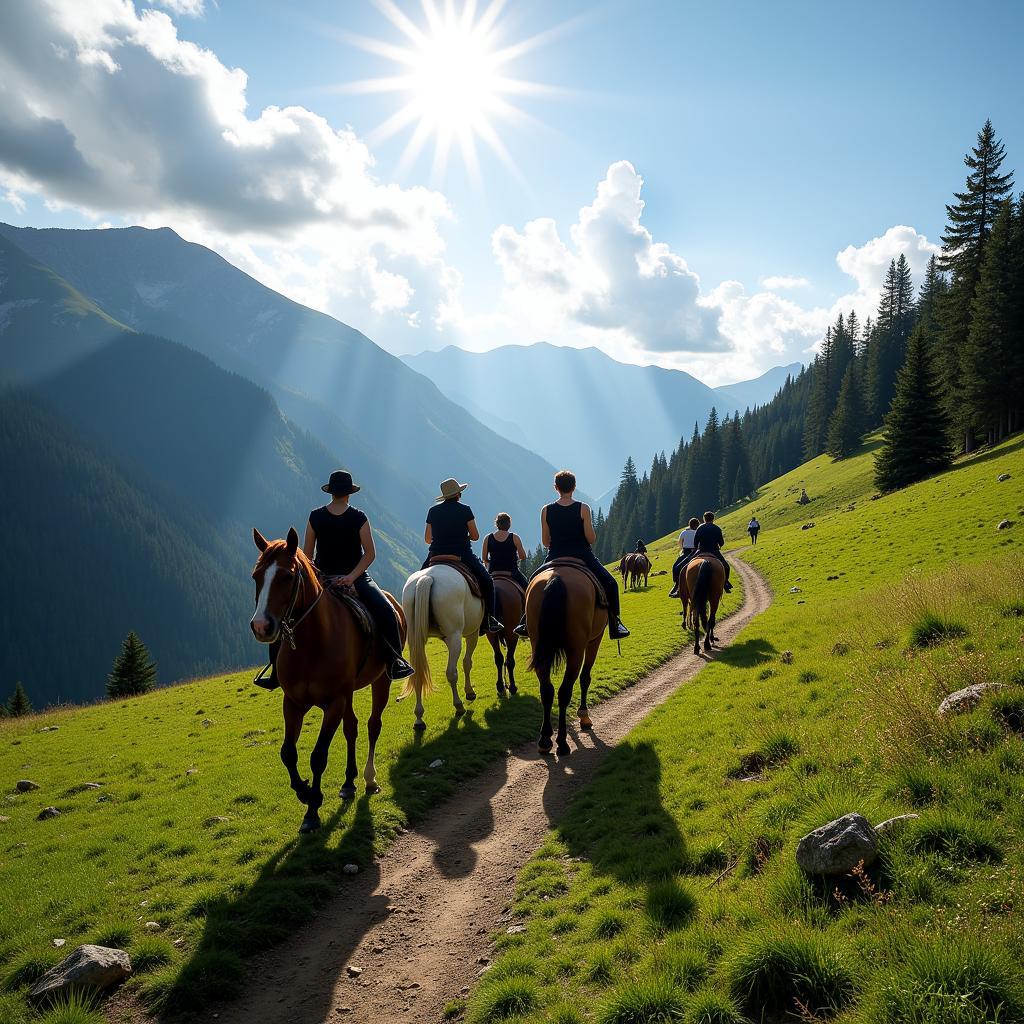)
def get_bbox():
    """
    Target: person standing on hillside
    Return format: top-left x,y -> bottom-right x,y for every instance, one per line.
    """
747,516 -> 761,544
514,470 -> 630,641
255,469 -> 414,689
483,513 -> 529,589
674,511 -> 733,592
423,478 -> 503,634
669,517 -> 700,598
